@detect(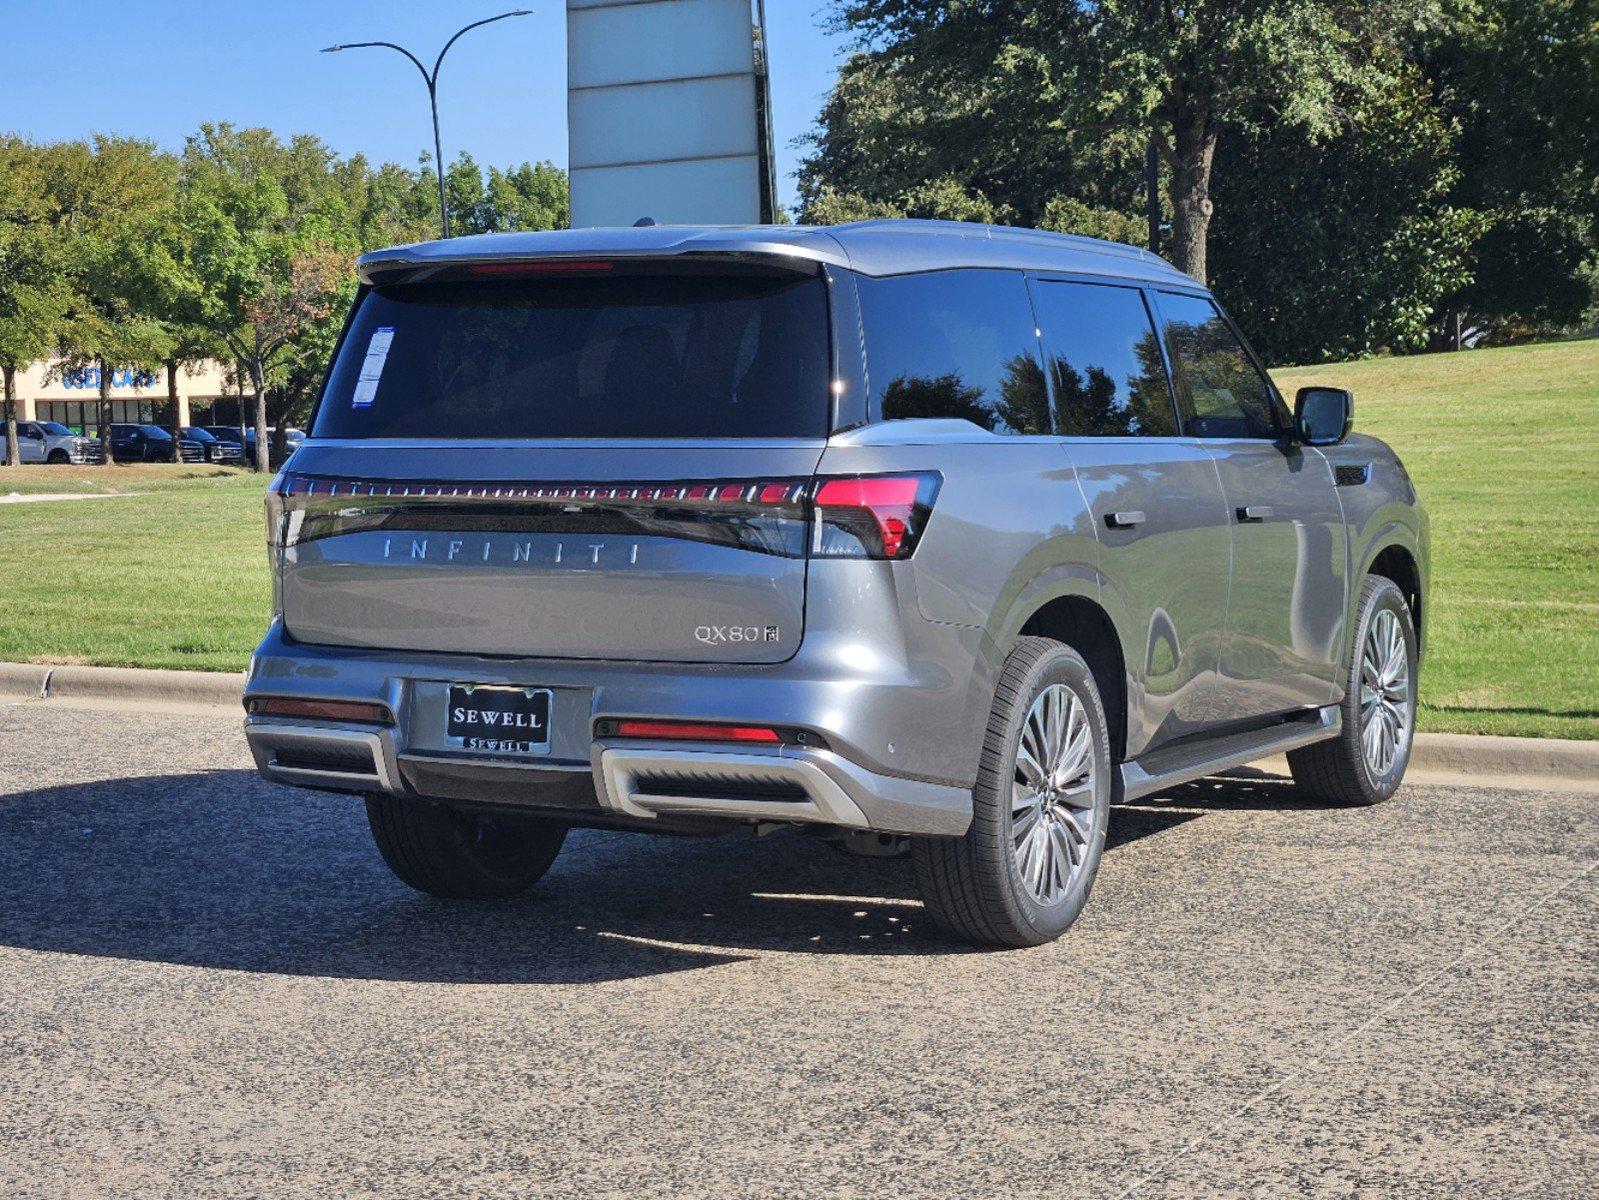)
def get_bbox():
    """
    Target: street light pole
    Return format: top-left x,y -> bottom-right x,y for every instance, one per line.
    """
323,10 -> 533,239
